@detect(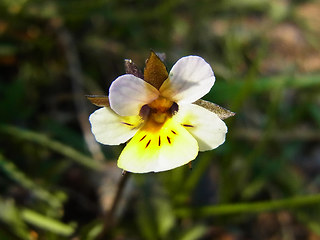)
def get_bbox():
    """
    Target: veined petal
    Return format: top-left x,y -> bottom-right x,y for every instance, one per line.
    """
109,74 -> 159,116
160,56 -> 215,104
174,104 -> 227,151
118,118 -> 199,173
89,107 -> 143,145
